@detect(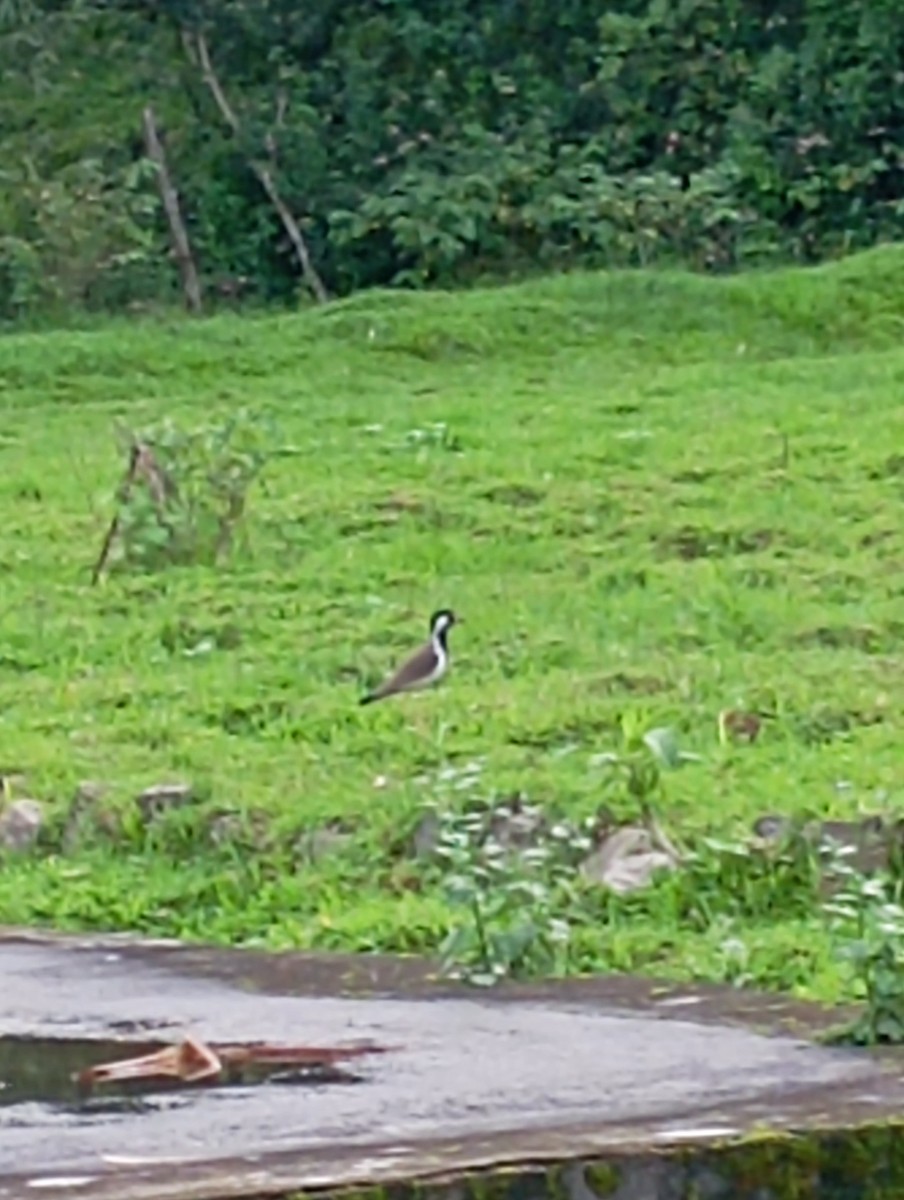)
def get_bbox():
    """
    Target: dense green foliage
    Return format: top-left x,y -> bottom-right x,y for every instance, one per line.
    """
1,248 -> 904,1011
1,0 -> 902,318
